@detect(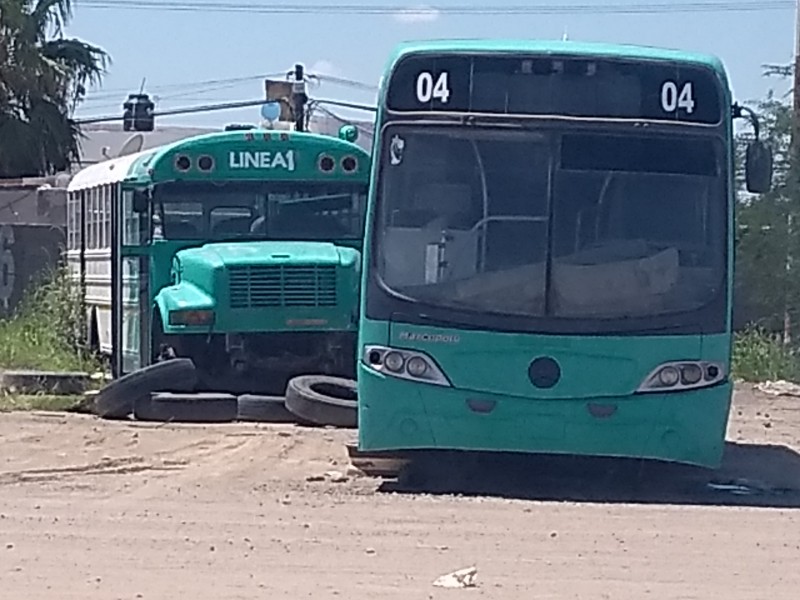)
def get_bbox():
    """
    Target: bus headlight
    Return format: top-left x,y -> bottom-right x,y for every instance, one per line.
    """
363,345 -> 451,387
637,361 -> 725,393
406,356 -> 429,378
658,366 -> 680,387
680,363 -> 703,385
383,351 -> 405,373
